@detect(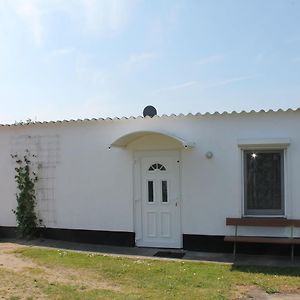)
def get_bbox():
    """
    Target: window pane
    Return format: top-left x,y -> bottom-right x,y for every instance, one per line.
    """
148,181 -> 154,202
148,163 -> 166,171
162,180 -> 168,202
245,151 -> 283,212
